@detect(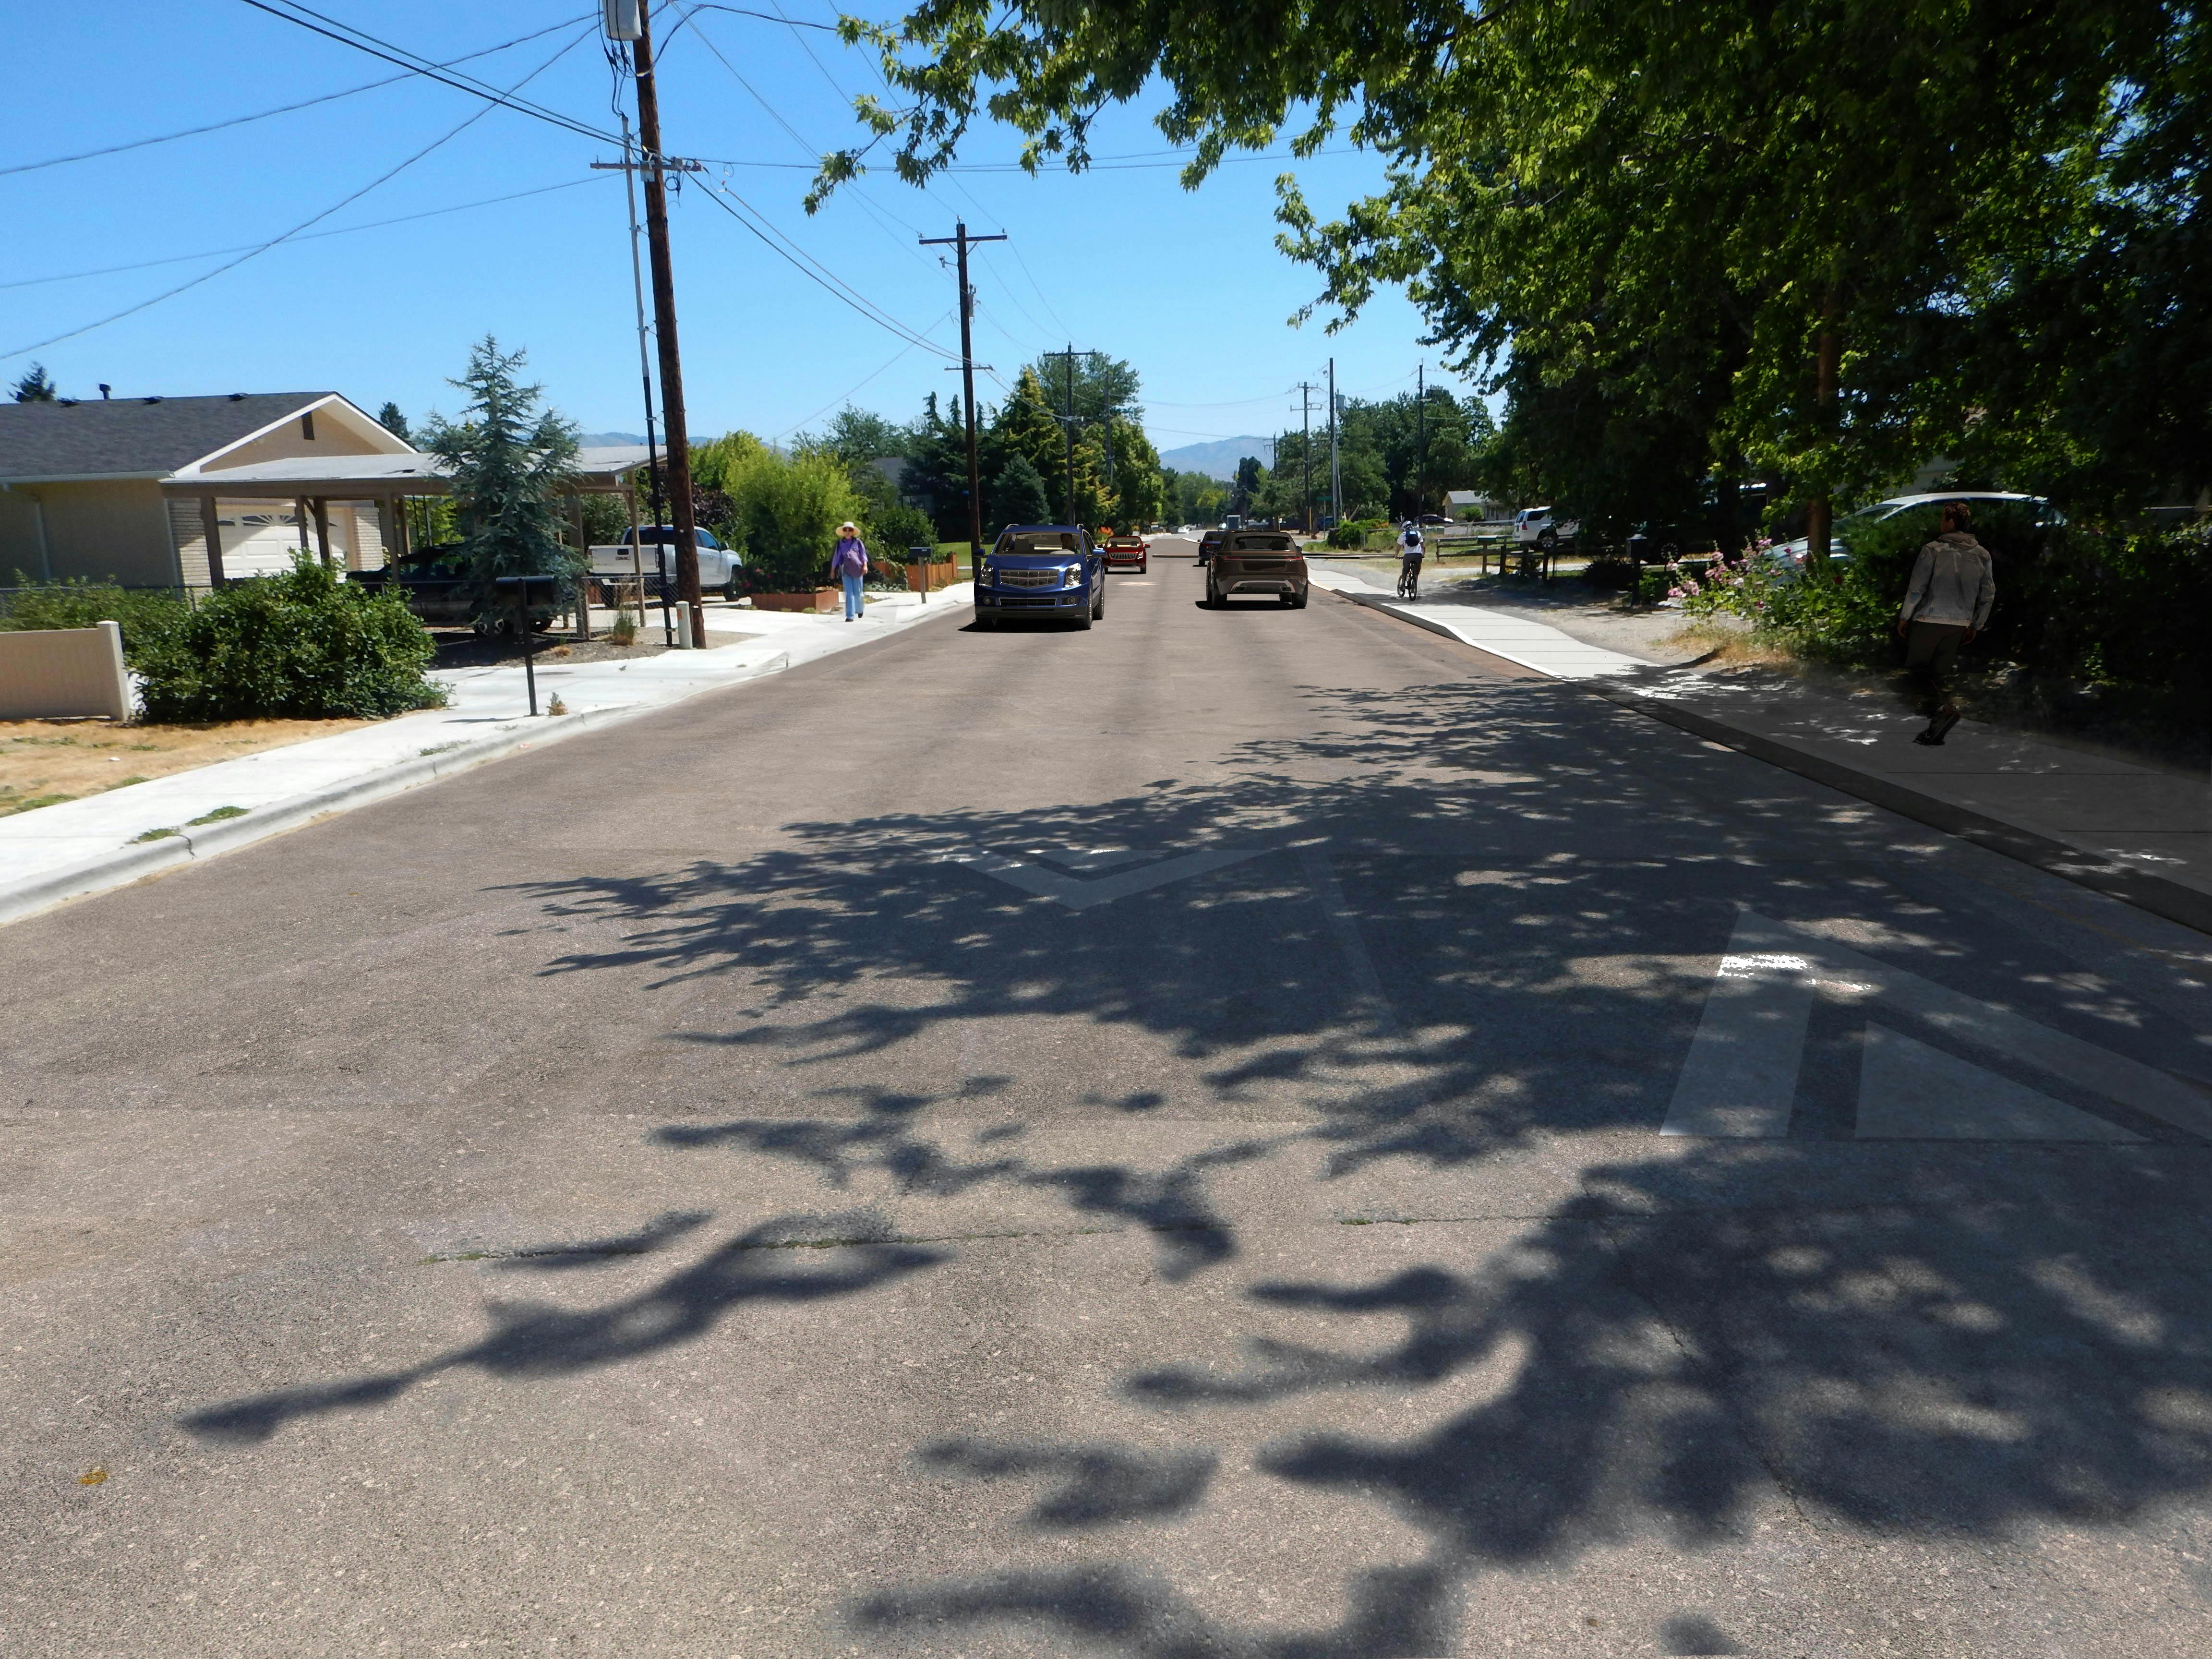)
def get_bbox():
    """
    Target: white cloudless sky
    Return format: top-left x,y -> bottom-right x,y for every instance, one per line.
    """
4,2 -> 1476,450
